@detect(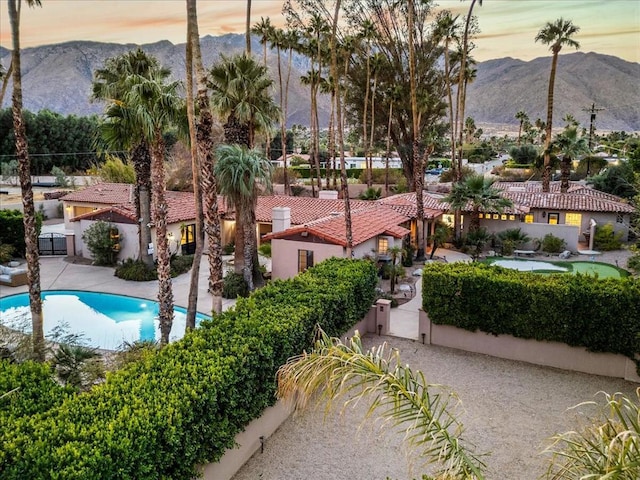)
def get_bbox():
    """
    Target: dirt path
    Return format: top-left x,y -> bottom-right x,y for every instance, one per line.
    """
232,335 -> 637,480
